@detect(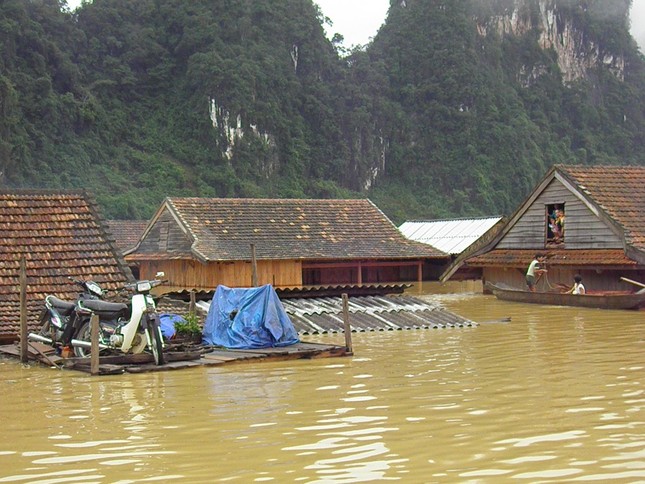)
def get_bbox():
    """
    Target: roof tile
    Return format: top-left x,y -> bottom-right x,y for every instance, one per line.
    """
159,198 -> 447,261
0,191 -> 131,340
